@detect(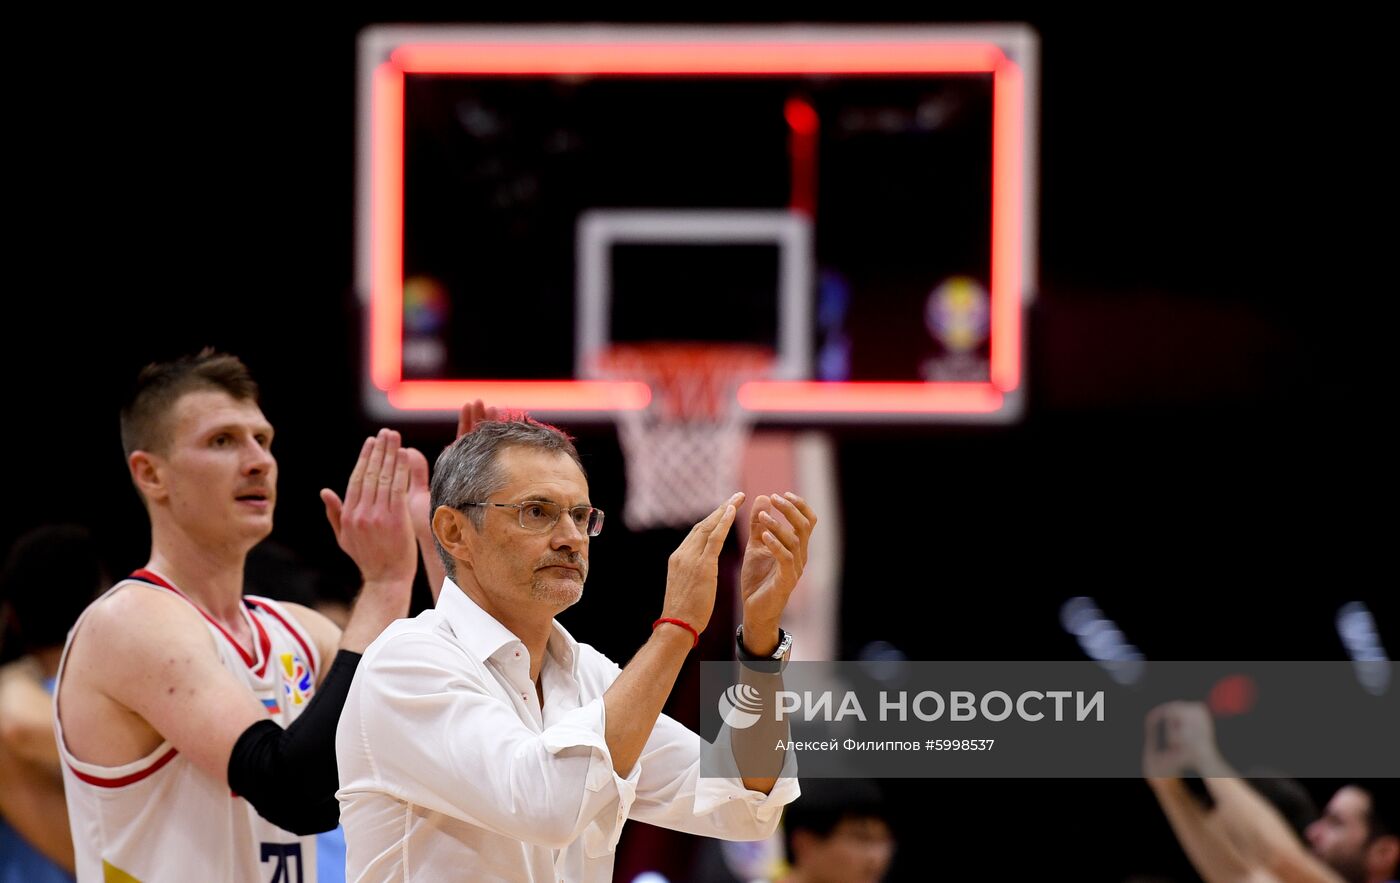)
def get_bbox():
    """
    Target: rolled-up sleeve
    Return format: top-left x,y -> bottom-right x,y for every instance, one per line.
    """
345,631 -> 639,855
625,713 -> 800,841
